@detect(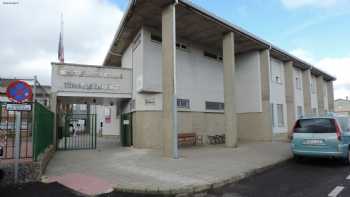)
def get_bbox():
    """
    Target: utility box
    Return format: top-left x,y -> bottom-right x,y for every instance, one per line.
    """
120,113 -> 133,146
